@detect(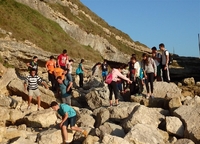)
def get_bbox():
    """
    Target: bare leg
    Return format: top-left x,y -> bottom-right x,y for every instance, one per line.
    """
115,99 -> 119,105
37,96 -> 41,109
71,126 -> 83,132
28,96 -> 32,107
61,125 -> 68,142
